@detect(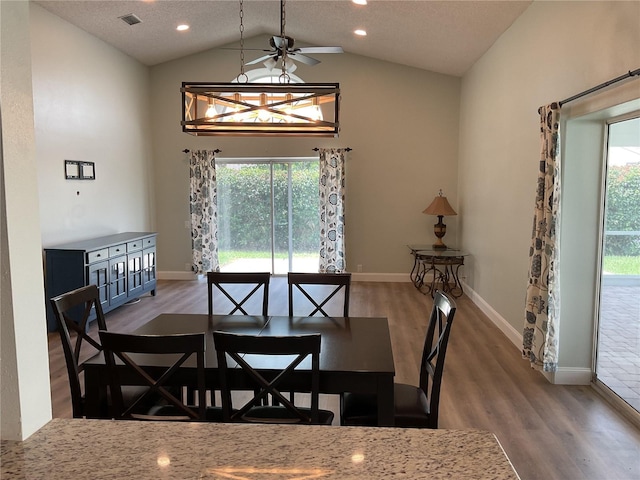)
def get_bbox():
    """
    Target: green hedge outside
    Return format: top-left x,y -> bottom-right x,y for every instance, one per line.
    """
217,163 -> 320,253
605,164 -> 640,256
